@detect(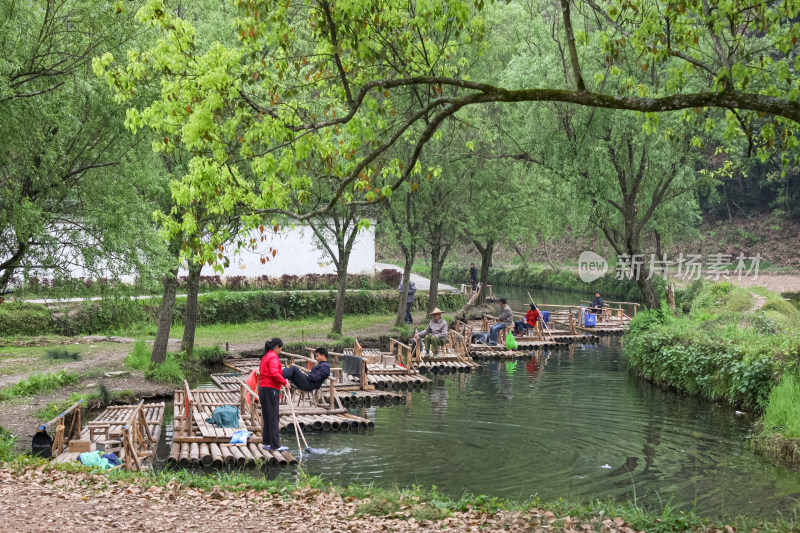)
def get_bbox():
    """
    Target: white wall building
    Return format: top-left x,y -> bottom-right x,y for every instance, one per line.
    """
12,221 -> 376,283
179,222 -> 376,278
